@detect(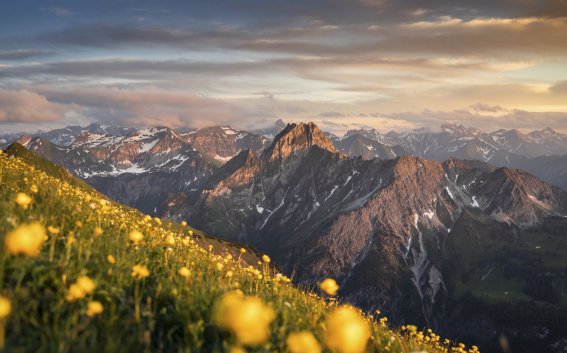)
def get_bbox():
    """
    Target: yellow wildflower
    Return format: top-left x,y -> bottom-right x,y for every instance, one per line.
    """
77,276 -> 96,294
107,255 -> 116,265
229,346 -> 246,353
213,291 -> 275,346
181,221 -> 187,227
0,296 -> 11,320
178,267 -> 191,278
86,301 -> 104,317
131,265 -> 150,279
287,331 -> 321,353
239,248 -> 246,254
5,223 -> 46,257
319,278 -> 339,296
261,255 -> 271,263
47,226 -> 60,235
66,276 -> 96,302
325,306 -> 371,353
67,233 -> 76,246
30,184 -> 38,194
128,230 -> 144,244
94,226 -> 104,236
15,192 -> 32,209
66,284 -> 85,302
